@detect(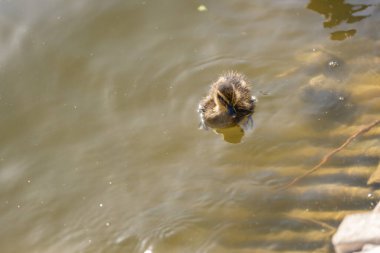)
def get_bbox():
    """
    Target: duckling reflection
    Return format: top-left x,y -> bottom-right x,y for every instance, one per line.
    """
214,125 -> 244,144
198,71 -> 256,142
